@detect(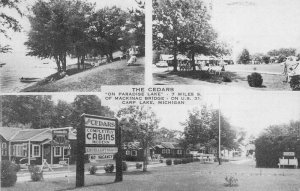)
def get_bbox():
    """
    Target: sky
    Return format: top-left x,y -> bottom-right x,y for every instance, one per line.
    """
52,92 -> 300,138
211,0 -> 300,58
150,92 -> 300,137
